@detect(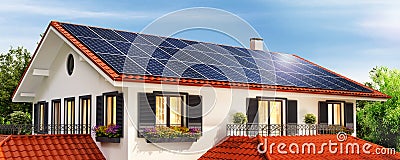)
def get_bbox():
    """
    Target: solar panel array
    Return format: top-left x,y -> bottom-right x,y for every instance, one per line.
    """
60,23 -> 372,92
